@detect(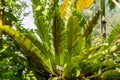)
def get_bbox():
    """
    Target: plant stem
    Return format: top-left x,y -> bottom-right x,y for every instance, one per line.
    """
100,0 -> 106,38
112,0 -> 120,9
